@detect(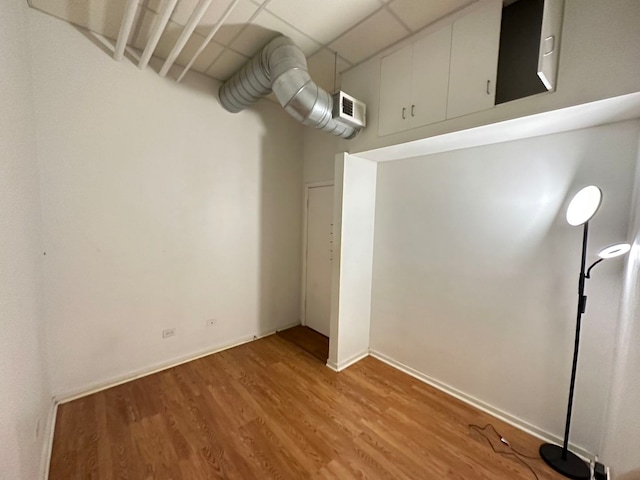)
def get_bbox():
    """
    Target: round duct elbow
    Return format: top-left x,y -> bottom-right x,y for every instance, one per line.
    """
218,35 -> 360,140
